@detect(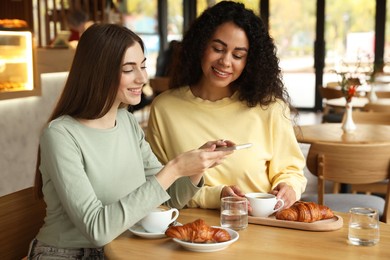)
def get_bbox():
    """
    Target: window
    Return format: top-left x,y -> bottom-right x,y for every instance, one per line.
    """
121,0 -> 159,76
324,0 -> 375,83
270,0 -> 316,108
